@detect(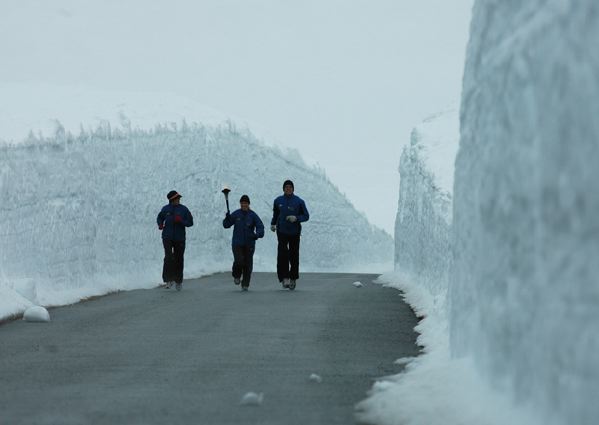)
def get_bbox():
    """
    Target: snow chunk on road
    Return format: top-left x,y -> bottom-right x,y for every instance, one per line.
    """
352,281 -> 363,288
309,373 -> 323,383
23,306 -> 50,322
394,357 -> 416,365
240,392 -> 264,406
